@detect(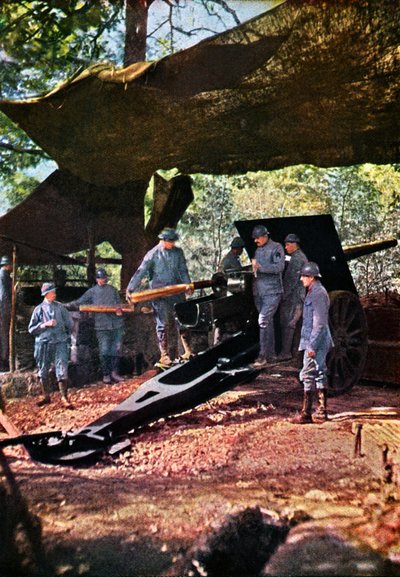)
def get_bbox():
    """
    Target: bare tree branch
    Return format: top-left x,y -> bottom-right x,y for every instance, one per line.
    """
0,141 -> 49,159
